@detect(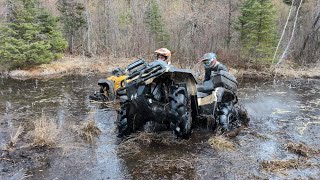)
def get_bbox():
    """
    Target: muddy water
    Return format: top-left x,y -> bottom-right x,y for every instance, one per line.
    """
0,76 -> 319,179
